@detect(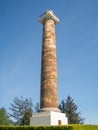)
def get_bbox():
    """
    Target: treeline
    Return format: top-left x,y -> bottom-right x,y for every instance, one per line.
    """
0,95 -> 85,125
